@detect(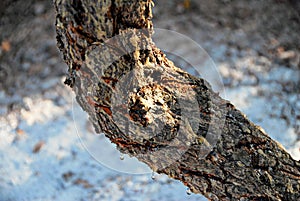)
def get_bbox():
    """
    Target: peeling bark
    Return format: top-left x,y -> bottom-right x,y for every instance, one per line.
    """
54,0 -> 300,200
